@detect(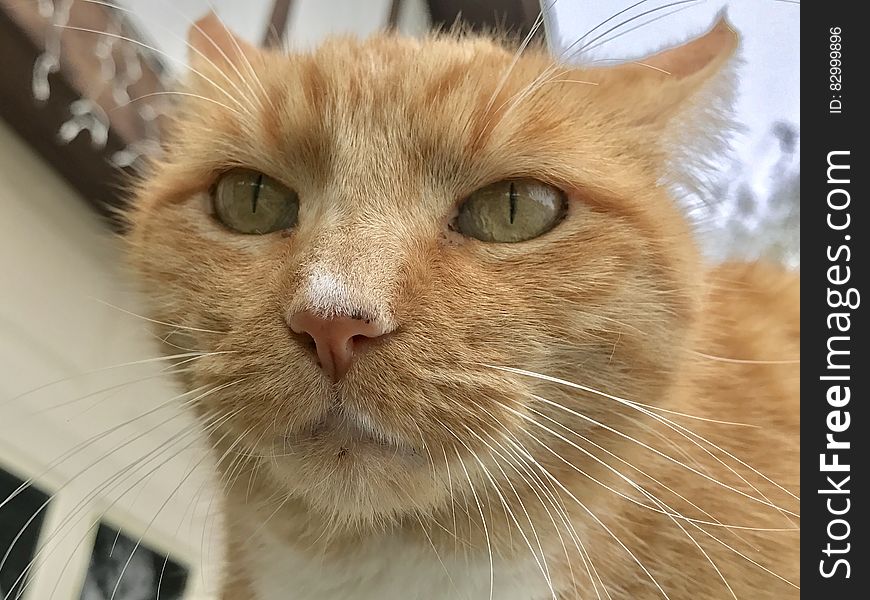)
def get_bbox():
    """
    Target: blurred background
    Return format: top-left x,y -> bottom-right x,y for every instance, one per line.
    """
0,1 -> 799,599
